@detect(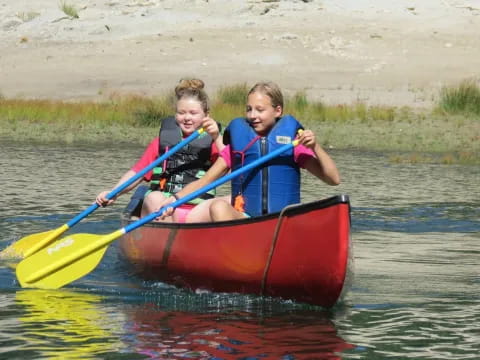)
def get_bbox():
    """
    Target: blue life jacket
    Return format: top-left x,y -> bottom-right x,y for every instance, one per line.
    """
150,116 -> 216,203
226,115 -> 303,216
